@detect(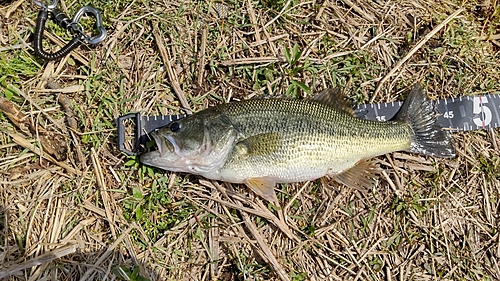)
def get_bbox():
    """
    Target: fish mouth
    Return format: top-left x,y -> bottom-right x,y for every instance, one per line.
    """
150,131 -> 180,156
